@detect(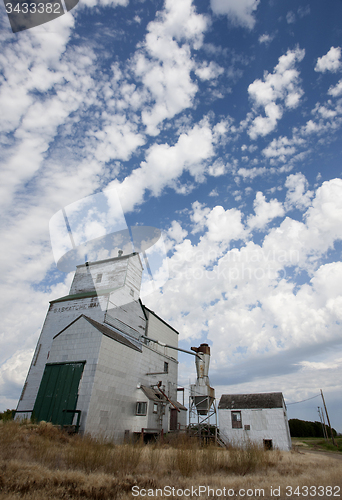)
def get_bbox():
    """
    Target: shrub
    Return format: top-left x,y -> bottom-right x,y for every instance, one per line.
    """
0,409 -> 15,421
